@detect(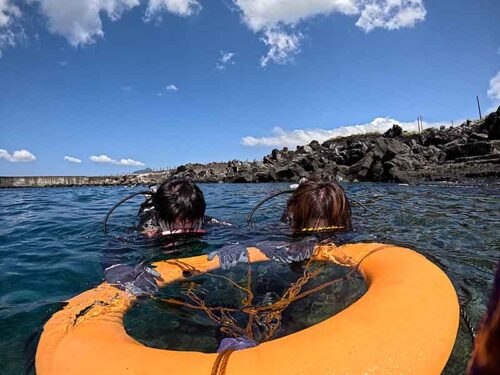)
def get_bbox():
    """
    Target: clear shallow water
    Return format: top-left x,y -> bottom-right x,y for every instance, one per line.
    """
125,260 -> 366,353
0,183 -> 498,374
